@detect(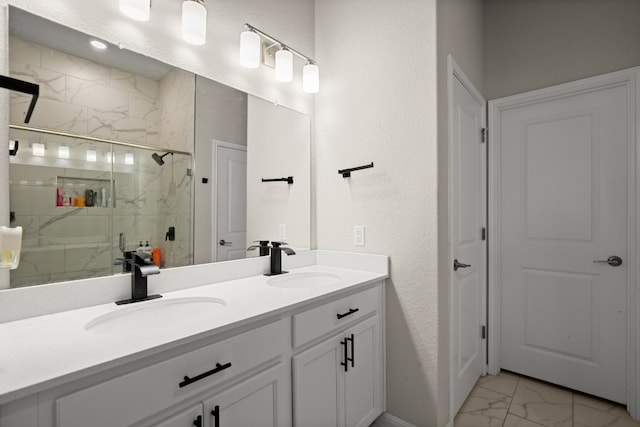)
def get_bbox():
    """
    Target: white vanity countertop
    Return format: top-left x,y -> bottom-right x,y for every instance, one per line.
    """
0,253 -> 388,405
